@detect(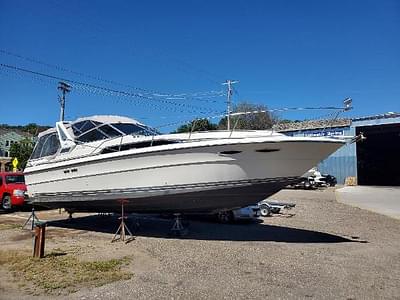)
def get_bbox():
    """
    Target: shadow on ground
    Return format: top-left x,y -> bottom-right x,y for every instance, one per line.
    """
0,204 -> 48,214
47,214 -> 366,243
